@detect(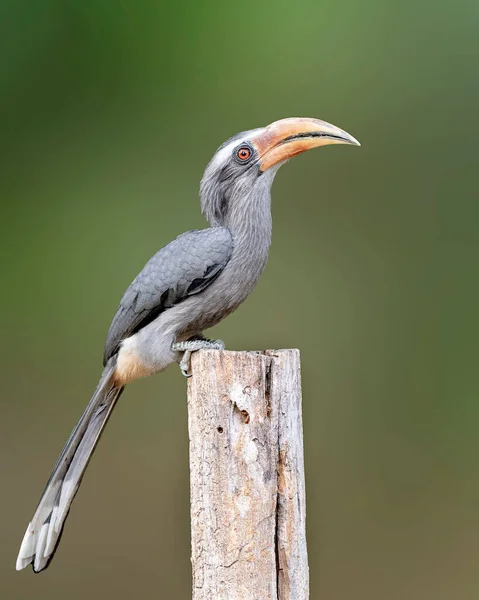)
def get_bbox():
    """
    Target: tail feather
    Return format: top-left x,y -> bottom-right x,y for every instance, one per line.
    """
16,358 -> 123,572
